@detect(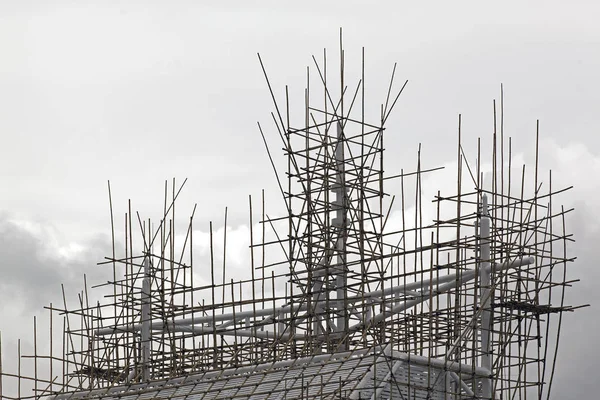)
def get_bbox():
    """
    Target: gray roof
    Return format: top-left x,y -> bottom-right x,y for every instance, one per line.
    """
51,347 -> 485,400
